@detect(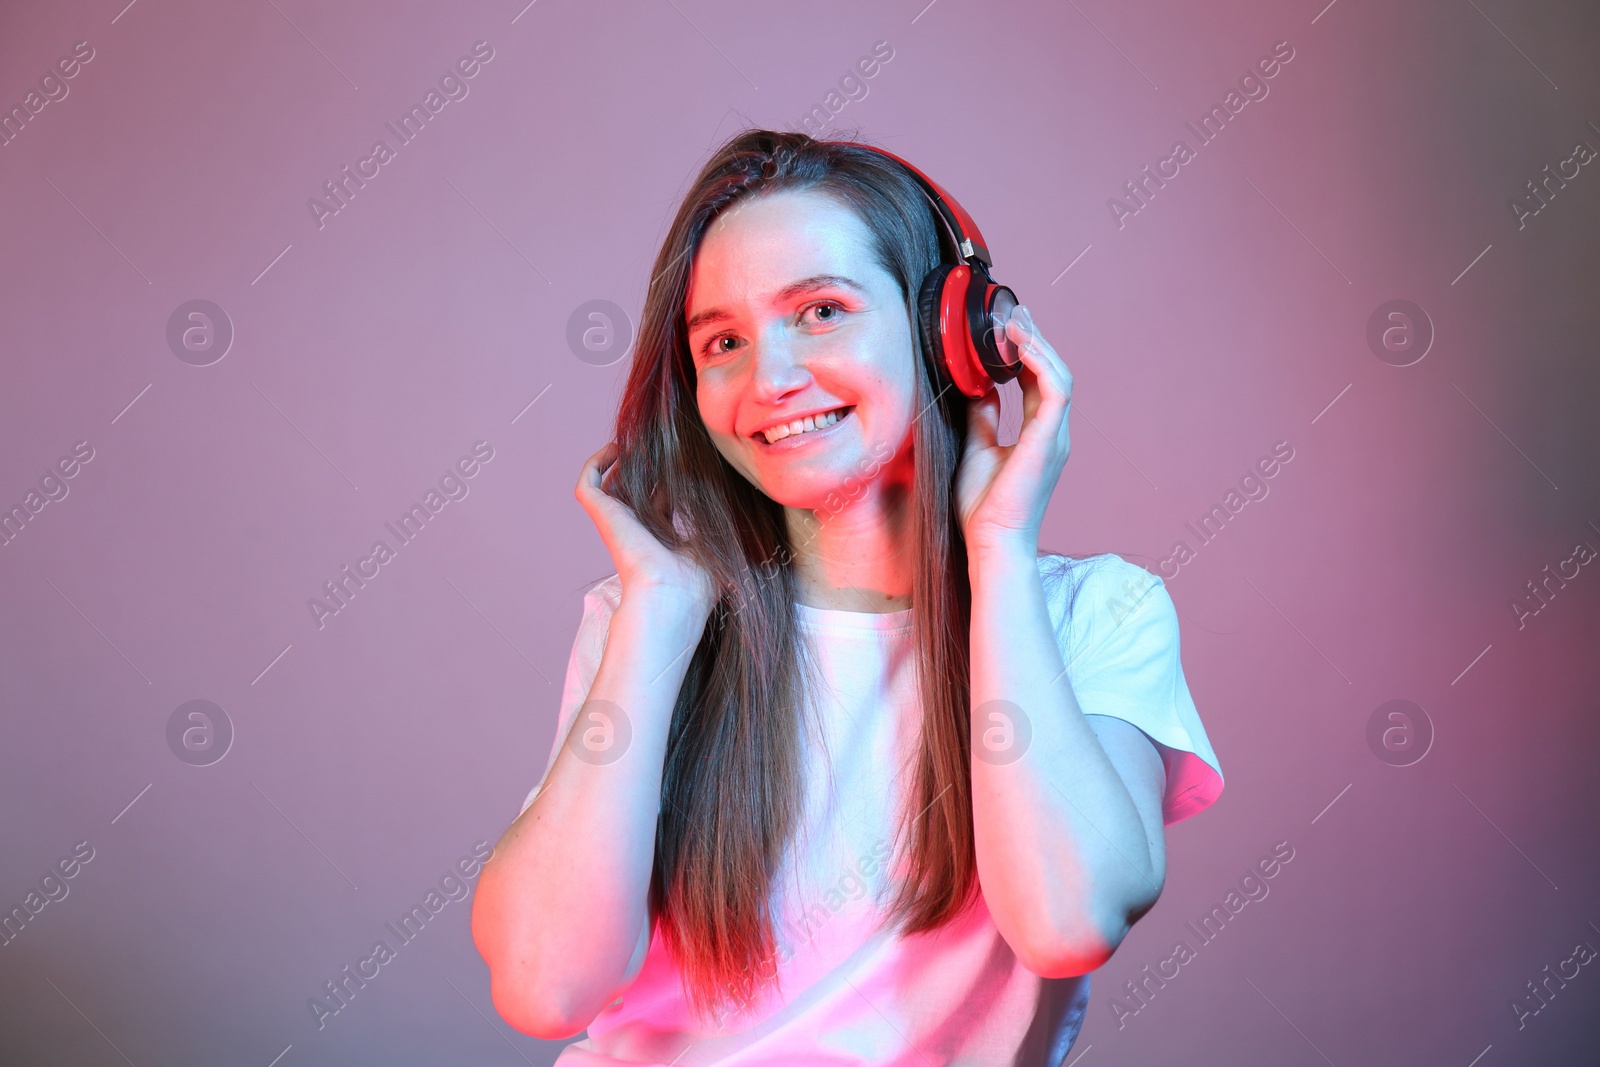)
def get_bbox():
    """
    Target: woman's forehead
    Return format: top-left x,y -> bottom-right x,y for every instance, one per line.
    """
687,192 -> 880,310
